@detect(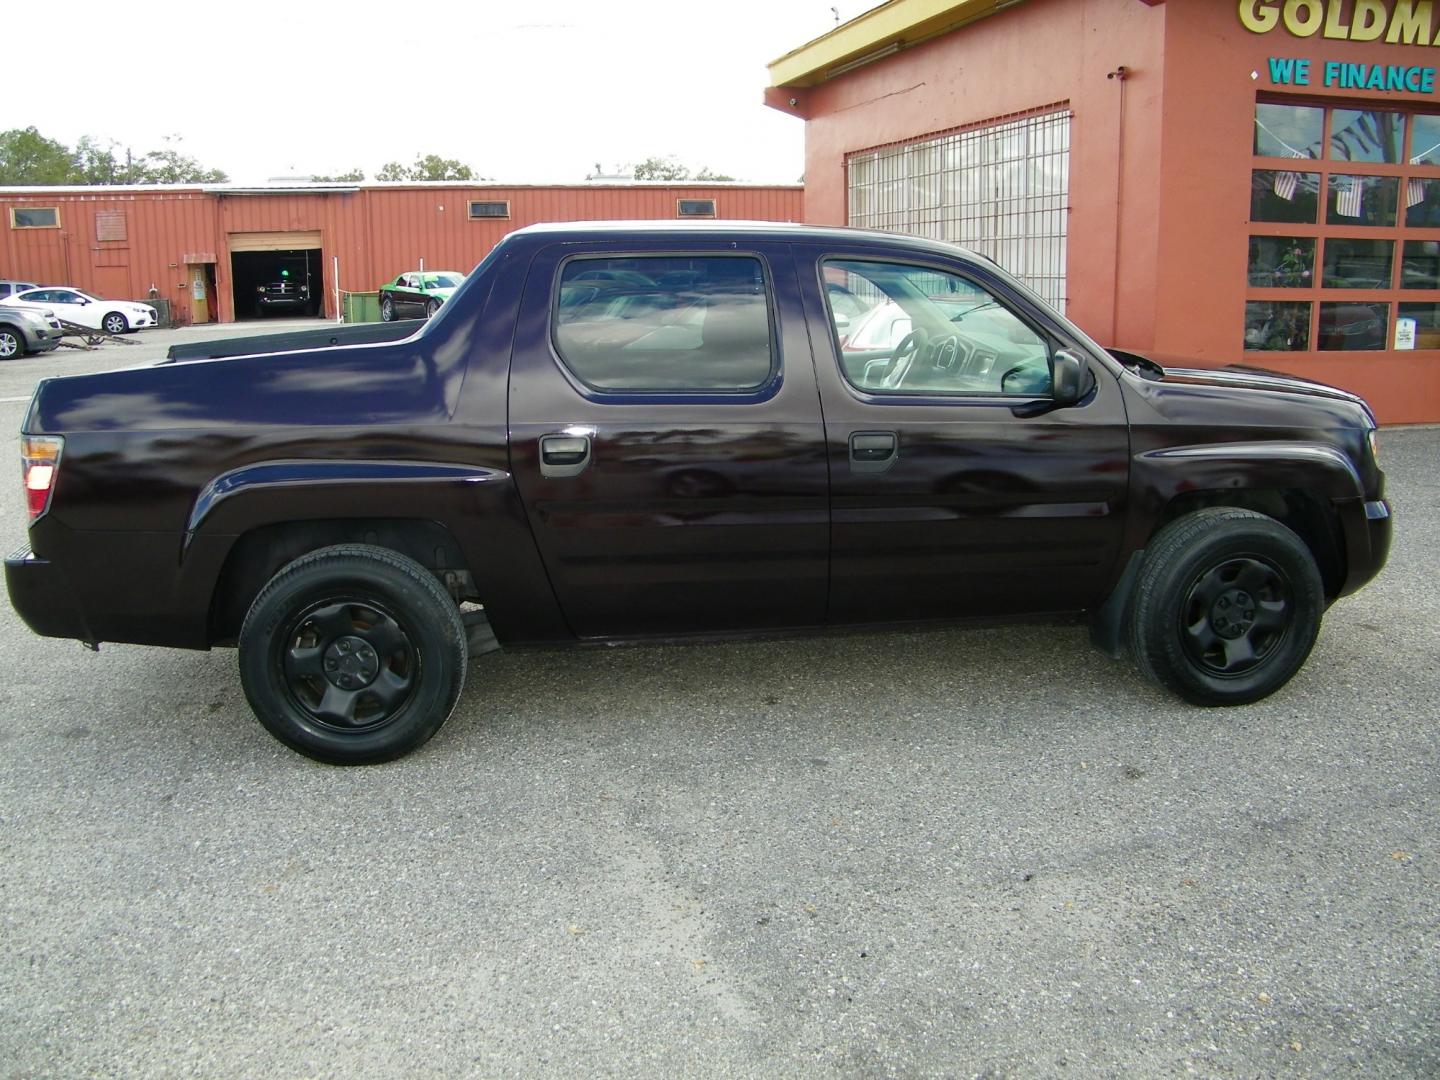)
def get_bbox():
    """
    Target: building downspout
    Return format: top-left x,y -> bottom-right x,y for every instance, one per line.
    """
1107,65 -> 1128,347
